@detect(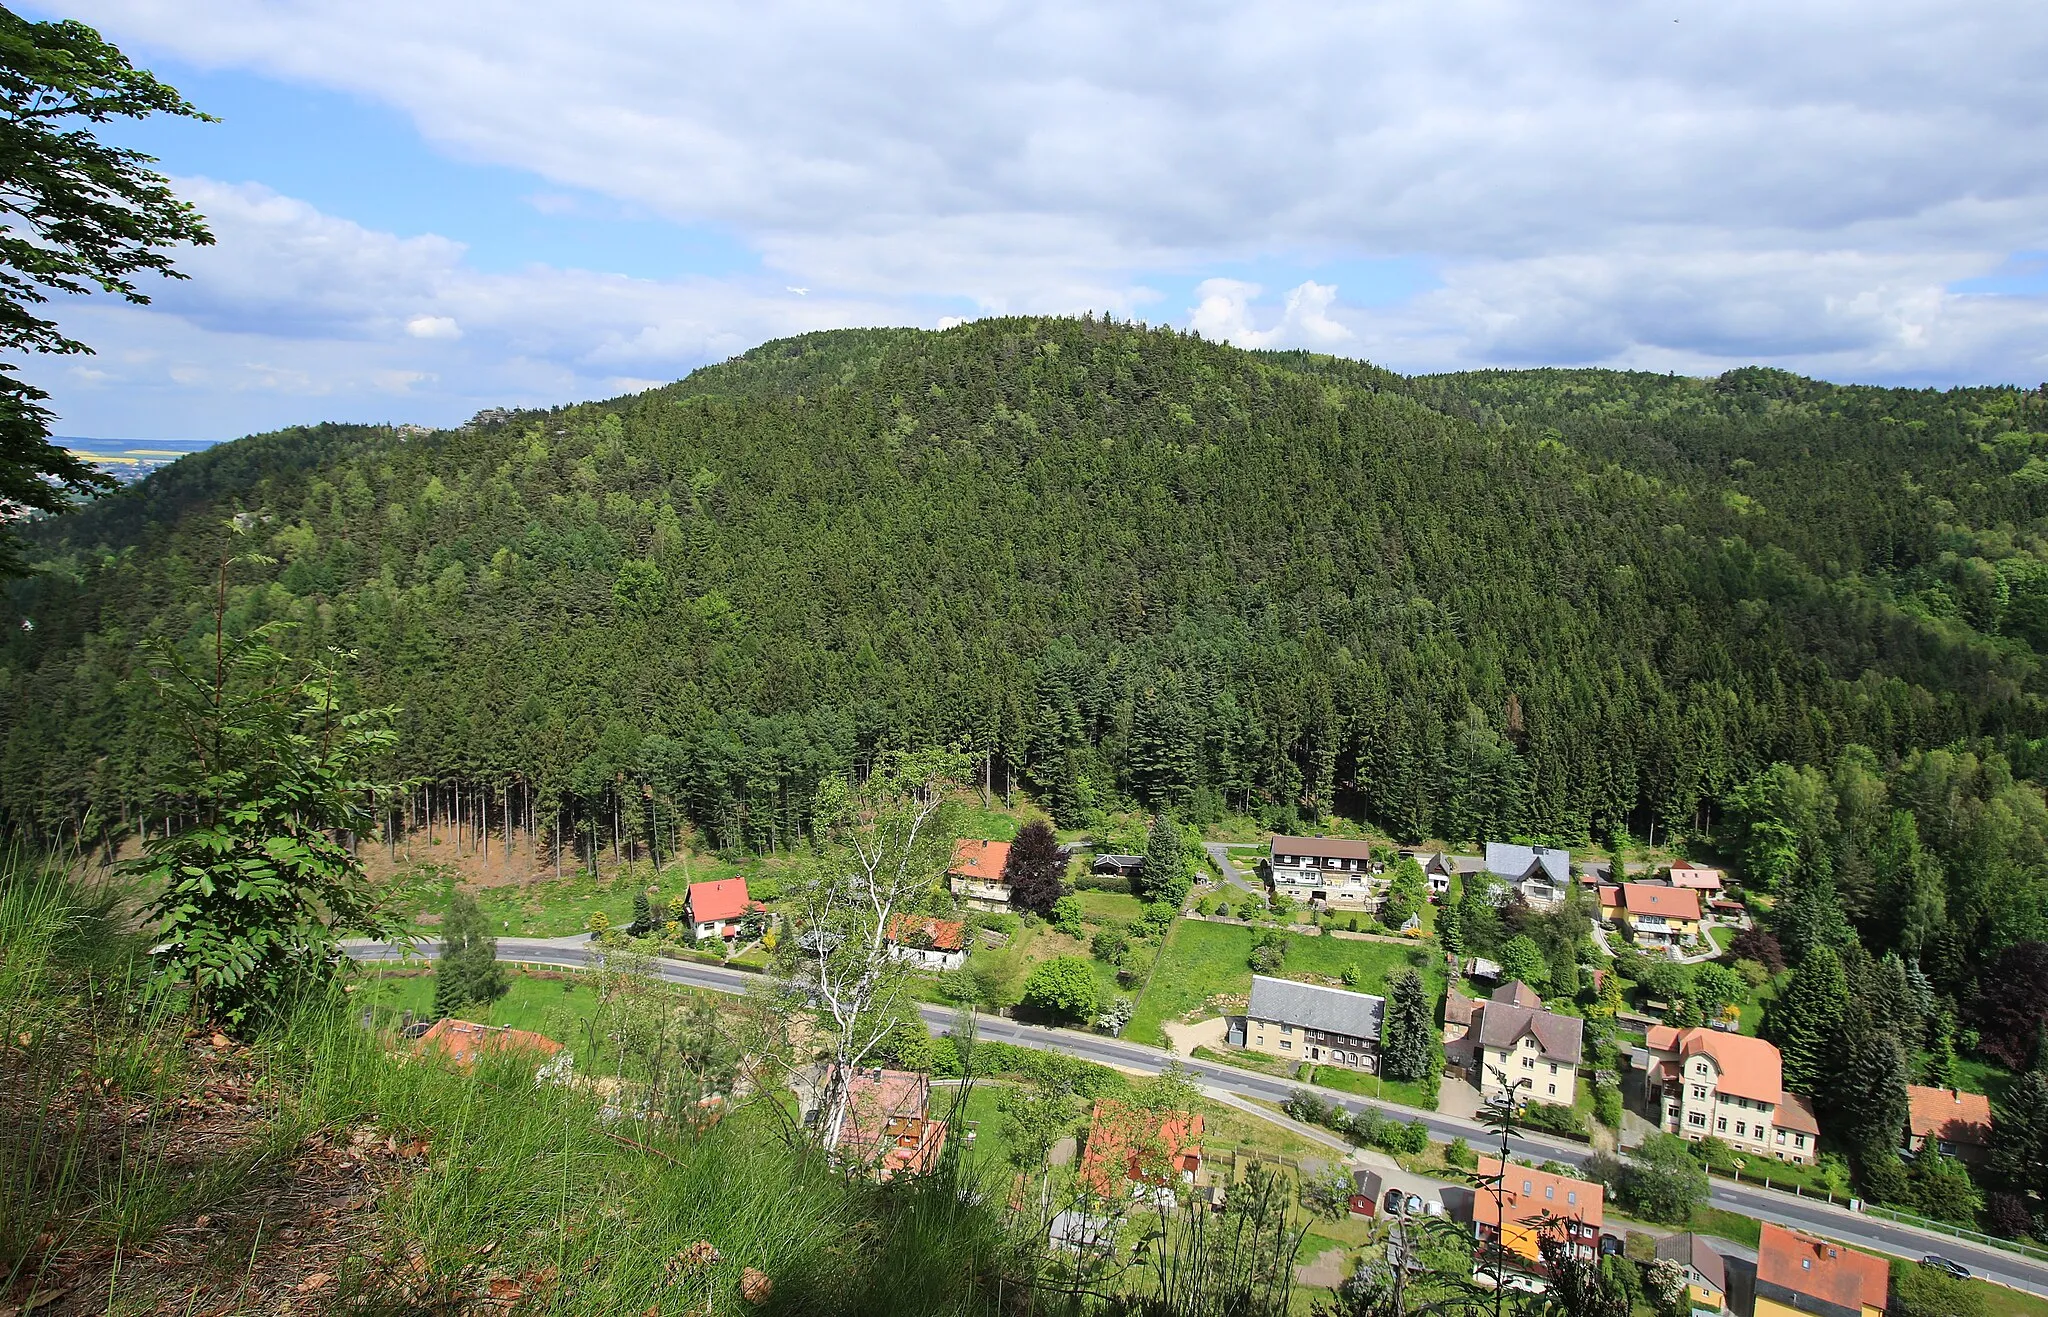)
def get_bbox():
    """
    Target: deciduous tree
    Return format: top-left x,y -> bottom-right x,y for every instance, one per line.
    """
1002,818 -> 1066,915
